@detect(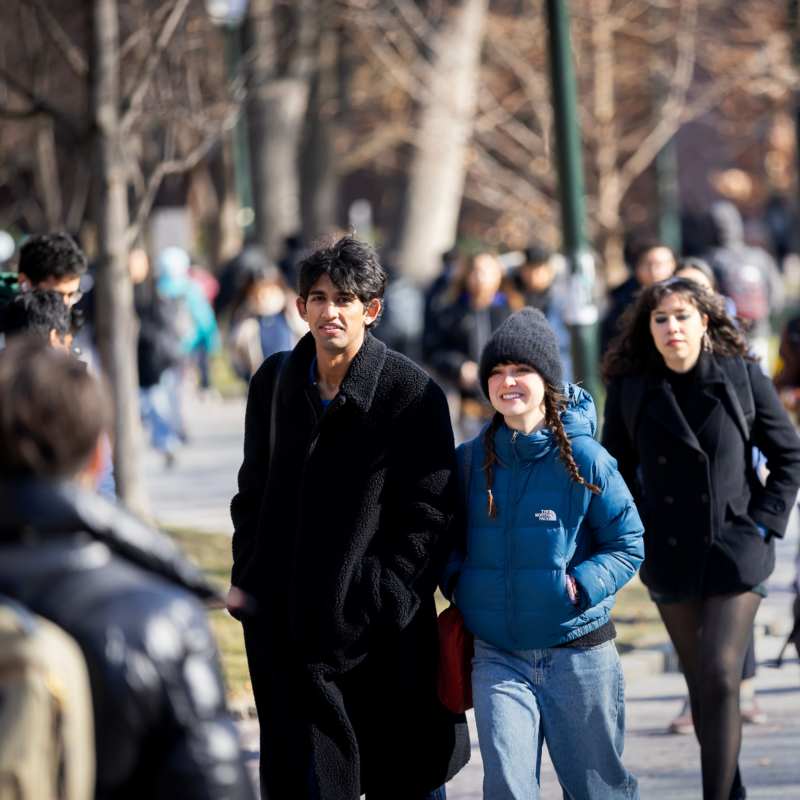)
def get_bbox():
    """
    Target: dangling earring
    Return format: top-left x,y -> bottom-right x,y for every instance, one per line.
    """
703,331 -> 712,353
